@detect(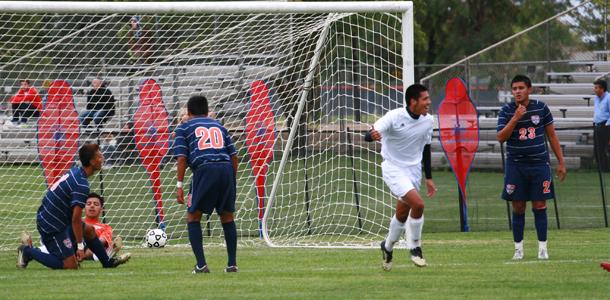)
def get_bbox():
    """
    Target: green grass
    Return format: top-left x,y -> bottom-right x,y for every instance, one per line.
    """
1,229 -> 609,299
1,158 -> 610,249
